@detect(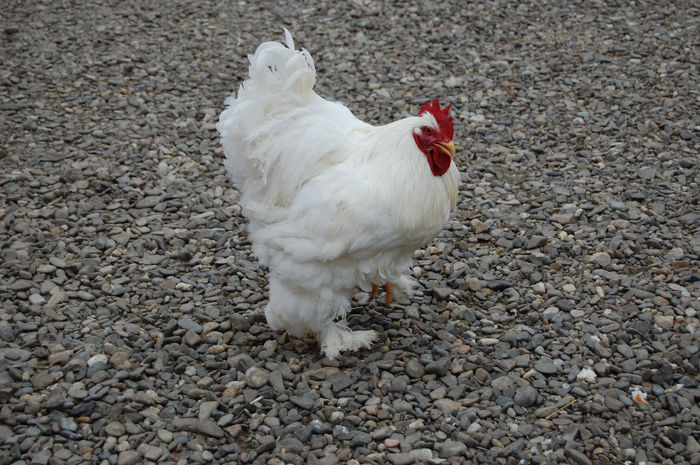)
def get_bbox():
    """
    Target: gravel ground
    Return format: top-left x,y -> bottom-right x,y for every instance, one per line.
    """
1,1 -> 698,464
